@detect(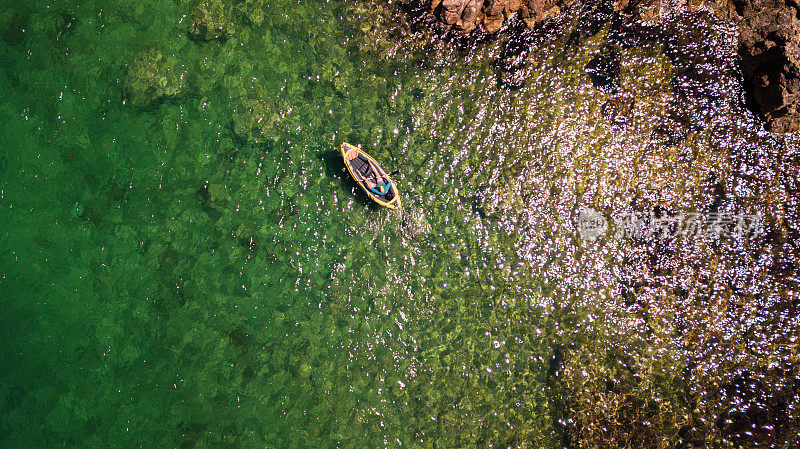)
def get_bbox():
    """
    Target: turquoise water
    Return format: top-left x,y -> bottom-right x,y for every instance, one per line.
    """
1,1 -> 798,448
